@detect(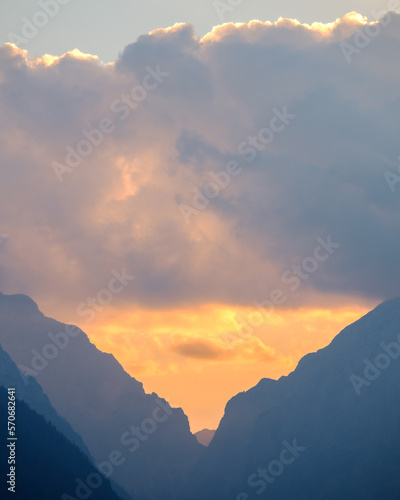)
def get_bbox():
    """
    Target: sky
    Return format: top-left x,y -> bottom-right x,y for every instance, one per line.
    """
0,0 -> 396,61
0,2 -> 400,431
